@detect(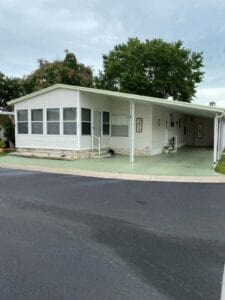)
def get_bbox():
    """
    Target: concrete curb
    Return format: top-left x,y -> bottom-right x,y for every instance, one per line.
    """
0,162 -> 225,183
